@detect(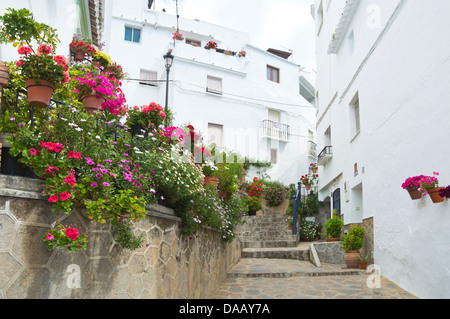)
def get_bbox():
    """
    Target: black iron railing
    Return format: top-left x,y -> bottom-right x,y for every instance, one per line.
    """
262,119 -> 290,142
317,145 -> 332,164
